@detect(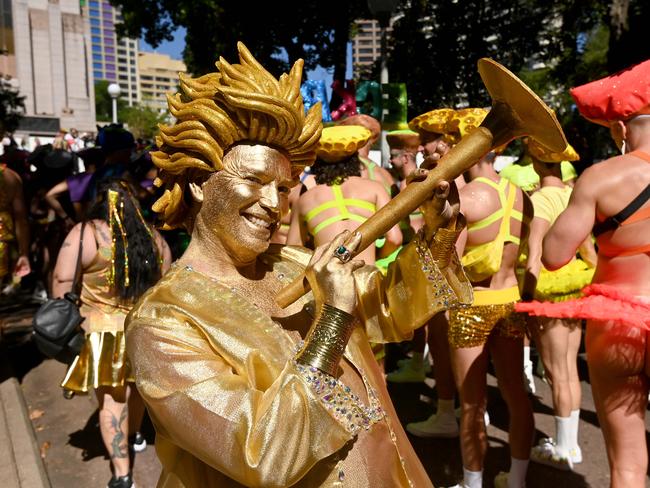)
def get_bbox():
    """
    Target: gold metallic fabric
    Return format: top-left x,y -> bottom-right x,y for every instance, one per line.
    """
0,240 -> 9,278
0,167 -> 15,278
61,224 -> 137,392
126,240 -> 471,487
449,287 -> 526,349
61,331 -> 133,393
